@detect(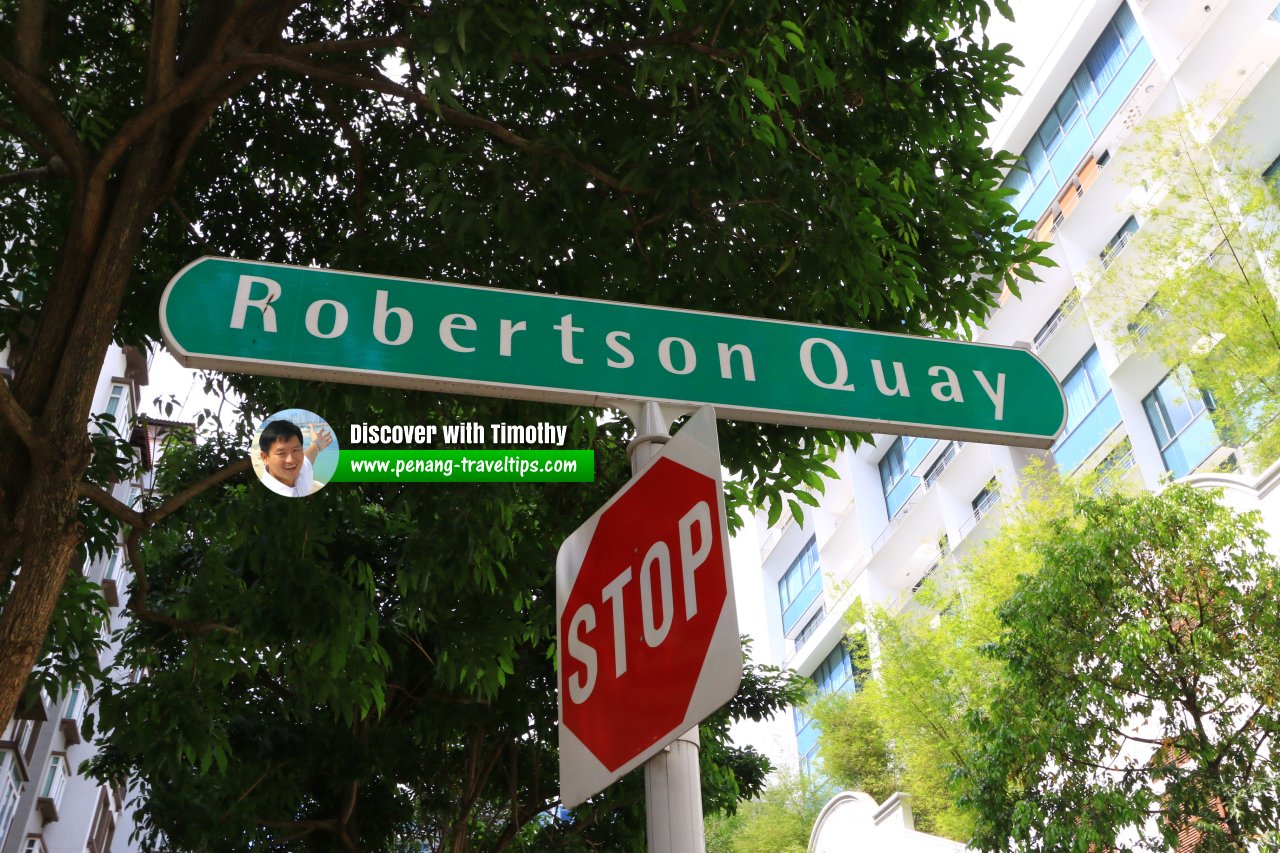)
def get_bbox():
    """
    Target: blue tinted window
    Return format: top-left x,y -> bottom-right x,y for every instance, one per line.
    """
1061,348 -> 1110,434
778,539 -> 819,611
812,643 -> 856,695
